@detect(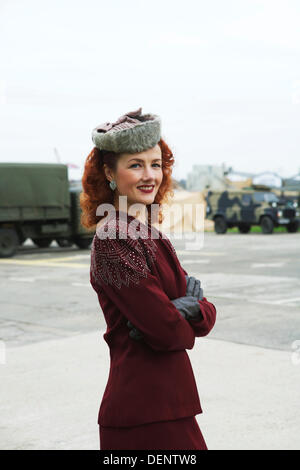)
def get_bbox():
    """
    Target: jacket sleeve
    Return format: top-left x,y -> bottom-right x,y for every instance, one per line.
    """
181,267 -> 217,337
90,233 -> 196,352
190,297 -> 217,337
